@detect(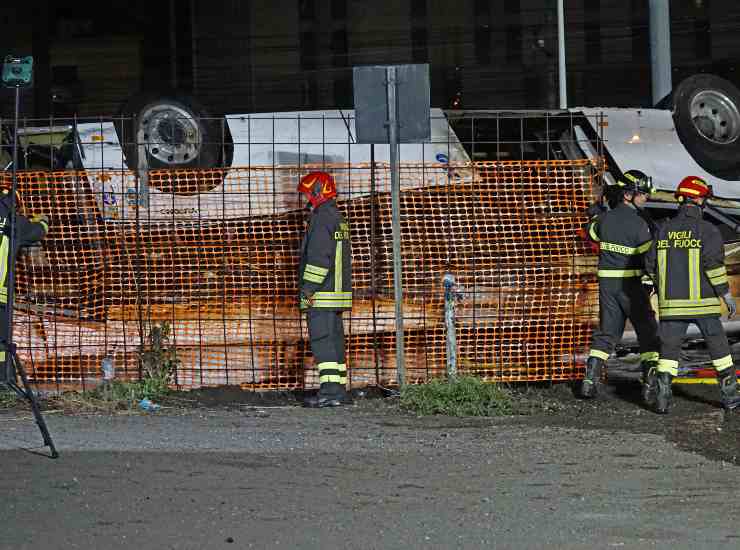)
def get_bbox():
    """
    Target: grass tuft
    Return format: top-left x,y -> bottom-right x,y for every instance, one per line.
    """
0,388 -> 19,409
400,375 -> 514,417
